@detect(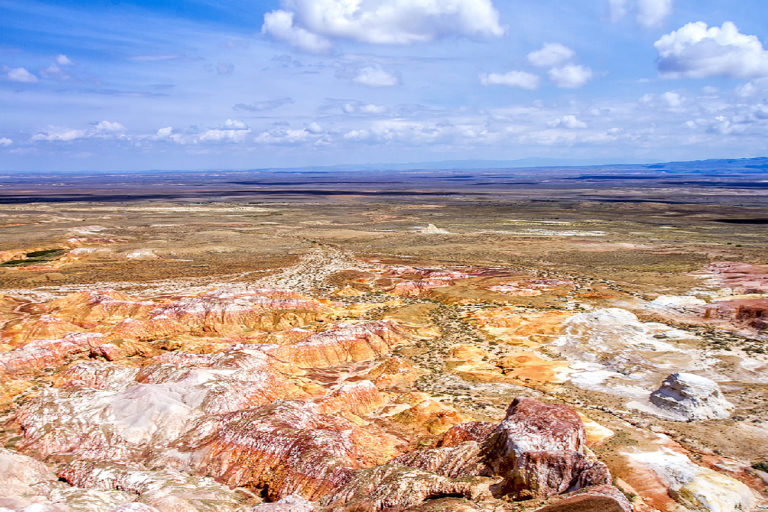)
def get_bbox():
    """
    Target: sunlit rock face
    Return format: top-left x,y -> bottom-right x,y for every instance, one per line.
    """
708,262 -> 768,294
484,398 -> 611,500
58,461 -> 255,512
551,308 -> 704,394
532,485 -> 633,512
0,332 -> 105,374
650,373 -> 734,421
174,400 -> 403,502
626,447 -> 755,512
262,320 -> 408,369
